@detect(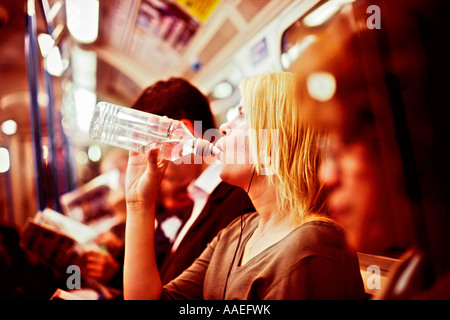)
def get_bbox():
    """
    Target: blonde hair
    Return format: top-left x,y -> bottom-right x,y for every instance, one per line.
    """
240,72 -> 329,225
